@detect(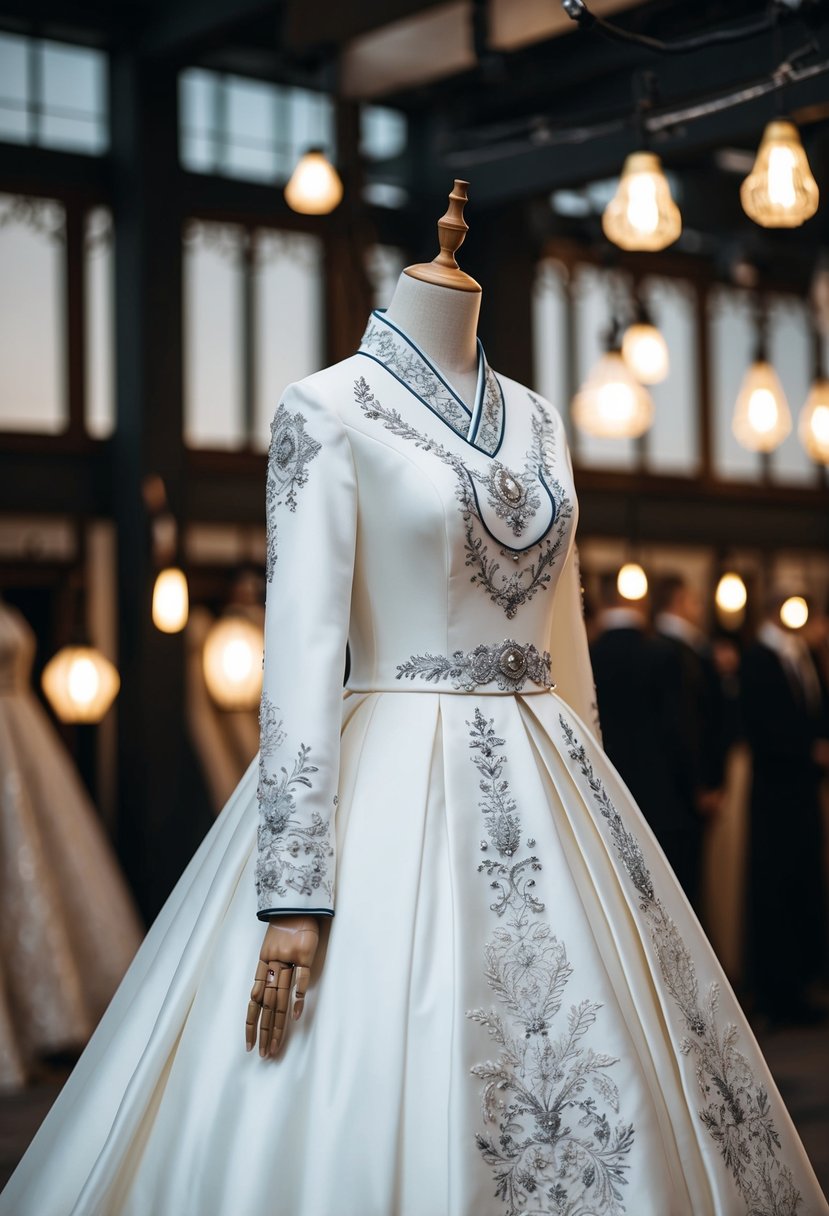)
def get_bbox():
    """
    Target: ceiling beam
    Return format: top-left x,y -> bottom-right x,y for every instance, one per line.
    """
137,0 -> 276,59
